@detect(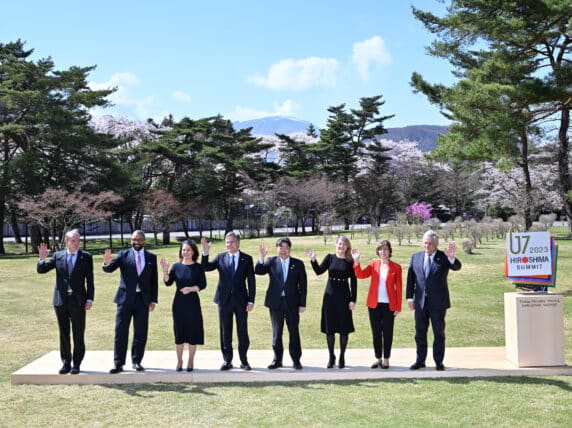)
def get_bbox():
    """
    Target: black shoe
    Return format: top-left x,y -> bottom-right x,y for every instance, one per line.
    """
240,362 -> 252,371
268,360 -> 283,370
186,367 -> 193,372
220,362 -> 233,371
327,355 -> 335,369
436,363 -> 445,371
293,361 -> 303,370
132,362 -> 145,372
59,363 -> 71,374
109,365 -> 123,374
381,364 -> 389,369
176,366 -> 183,372
338,356 -> 345,369
410,362 -> 426,370
371,361 -> 380,369
70,366 -> 80,374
